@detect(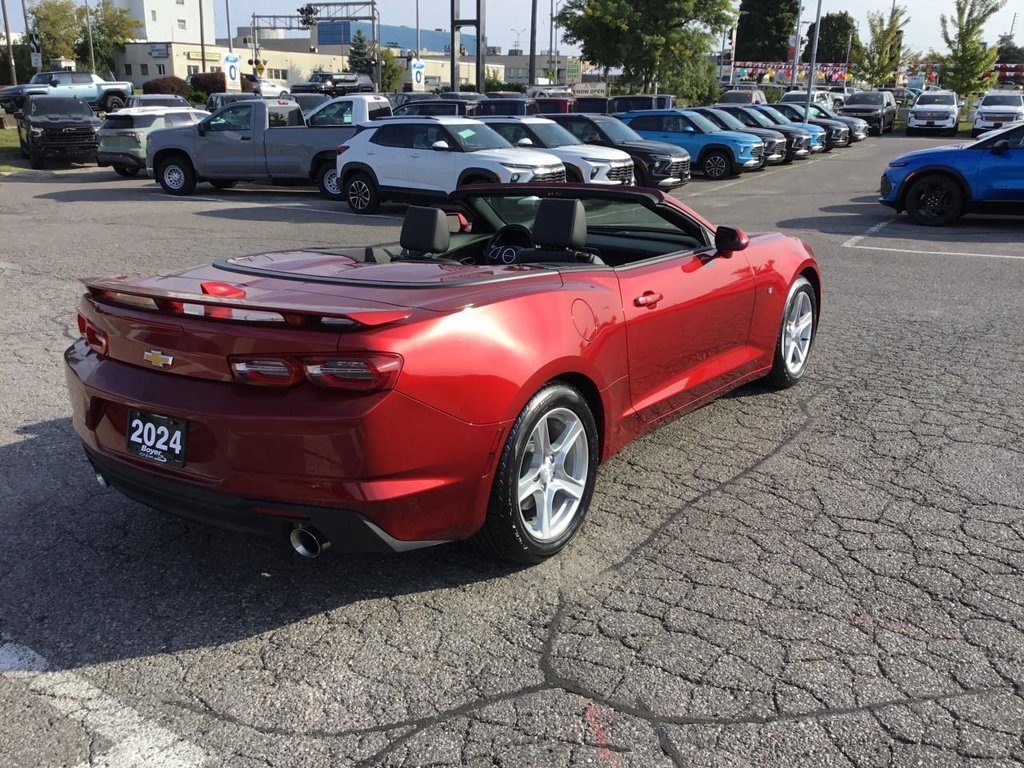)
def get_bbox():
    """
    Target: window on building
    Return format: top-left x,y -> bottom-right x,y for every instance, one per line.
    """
150,10 -> 156,21
176,0 -> 184,4
177,19 -> 186,30
267,68 -> 287,81
139,63 -> 149,76
186,65 -> 198,75
157,64 -> 166,75
210,66 -> 221,73
124,63 -> 132,75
